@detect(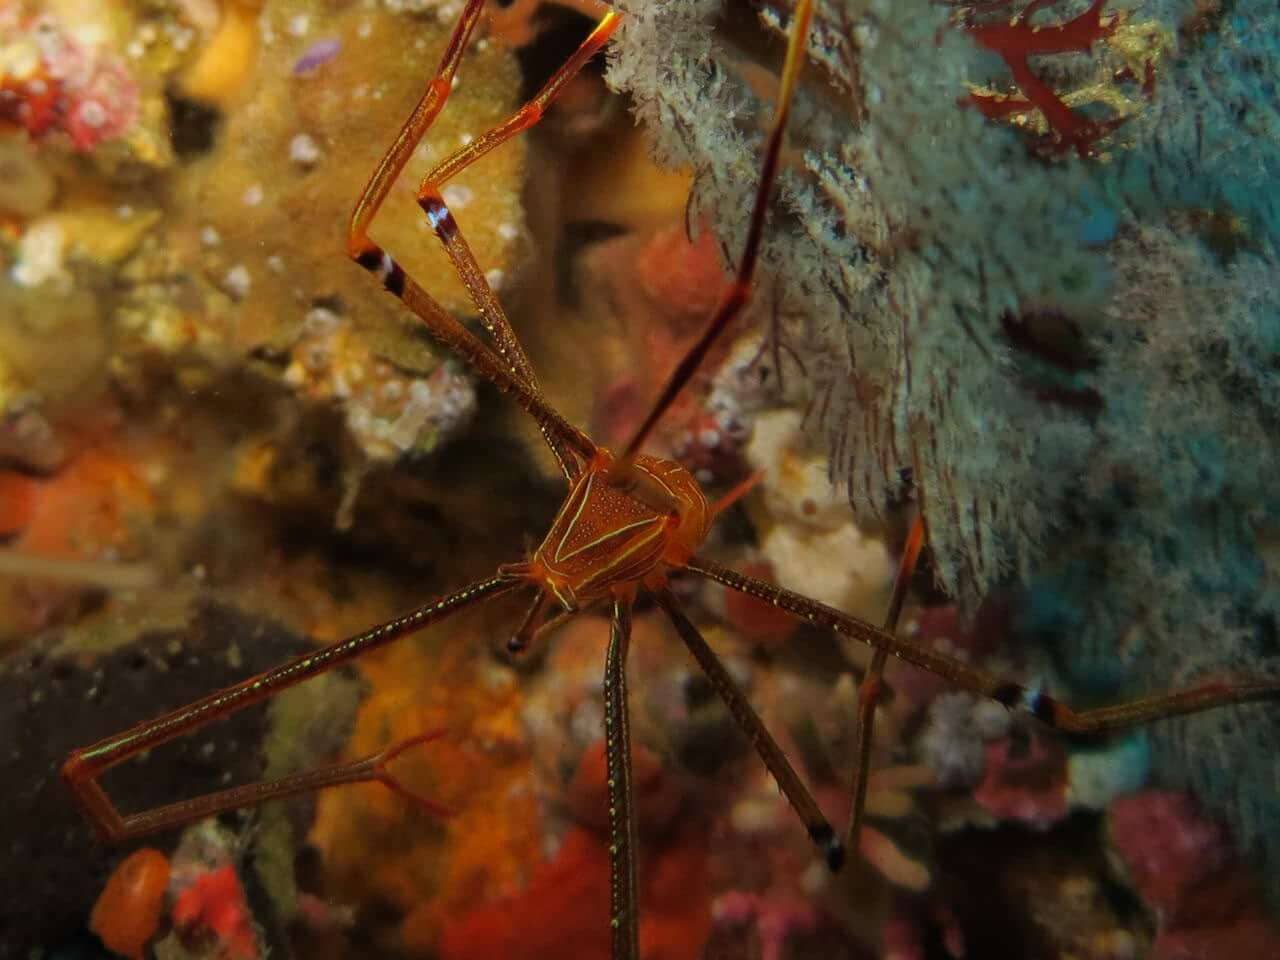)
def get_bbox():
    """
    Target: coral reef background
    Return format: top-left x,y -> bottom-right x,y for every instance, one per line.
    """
1,0 -> 1277,958
607,0 -> 1280,906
